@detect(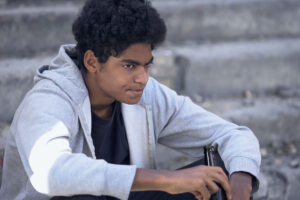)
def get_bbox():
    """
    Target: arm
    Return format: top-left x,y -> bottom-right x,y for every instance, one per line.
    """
14,88 -> 136,200
230,172 -> 253,200
131,166 -> 232,200
147,78 -> 261,194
